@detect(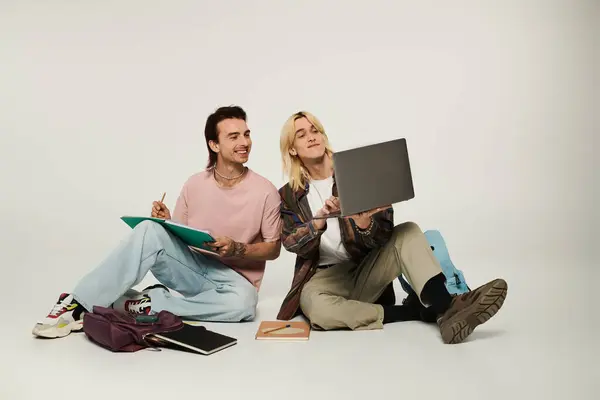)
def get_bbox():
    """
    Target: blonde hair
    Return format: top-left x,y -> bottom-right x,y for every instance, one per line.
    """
280,111 -> 334,191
